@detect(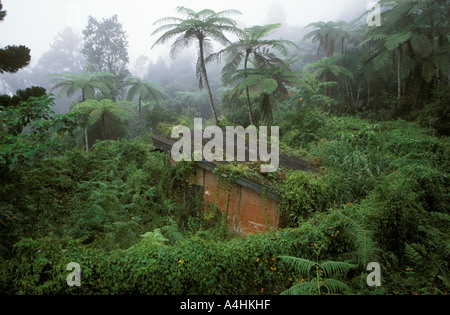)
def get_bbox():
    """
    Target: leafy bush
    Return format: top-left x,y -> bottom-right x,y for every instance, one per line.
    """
279,171 -> 330,226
